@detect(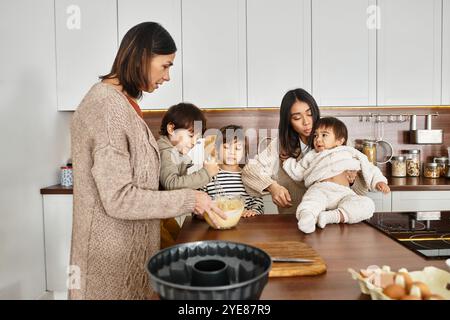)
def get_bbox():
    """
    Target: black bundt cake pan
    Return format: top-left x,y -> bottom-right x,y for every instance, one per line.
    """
146,240 -> 272,300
